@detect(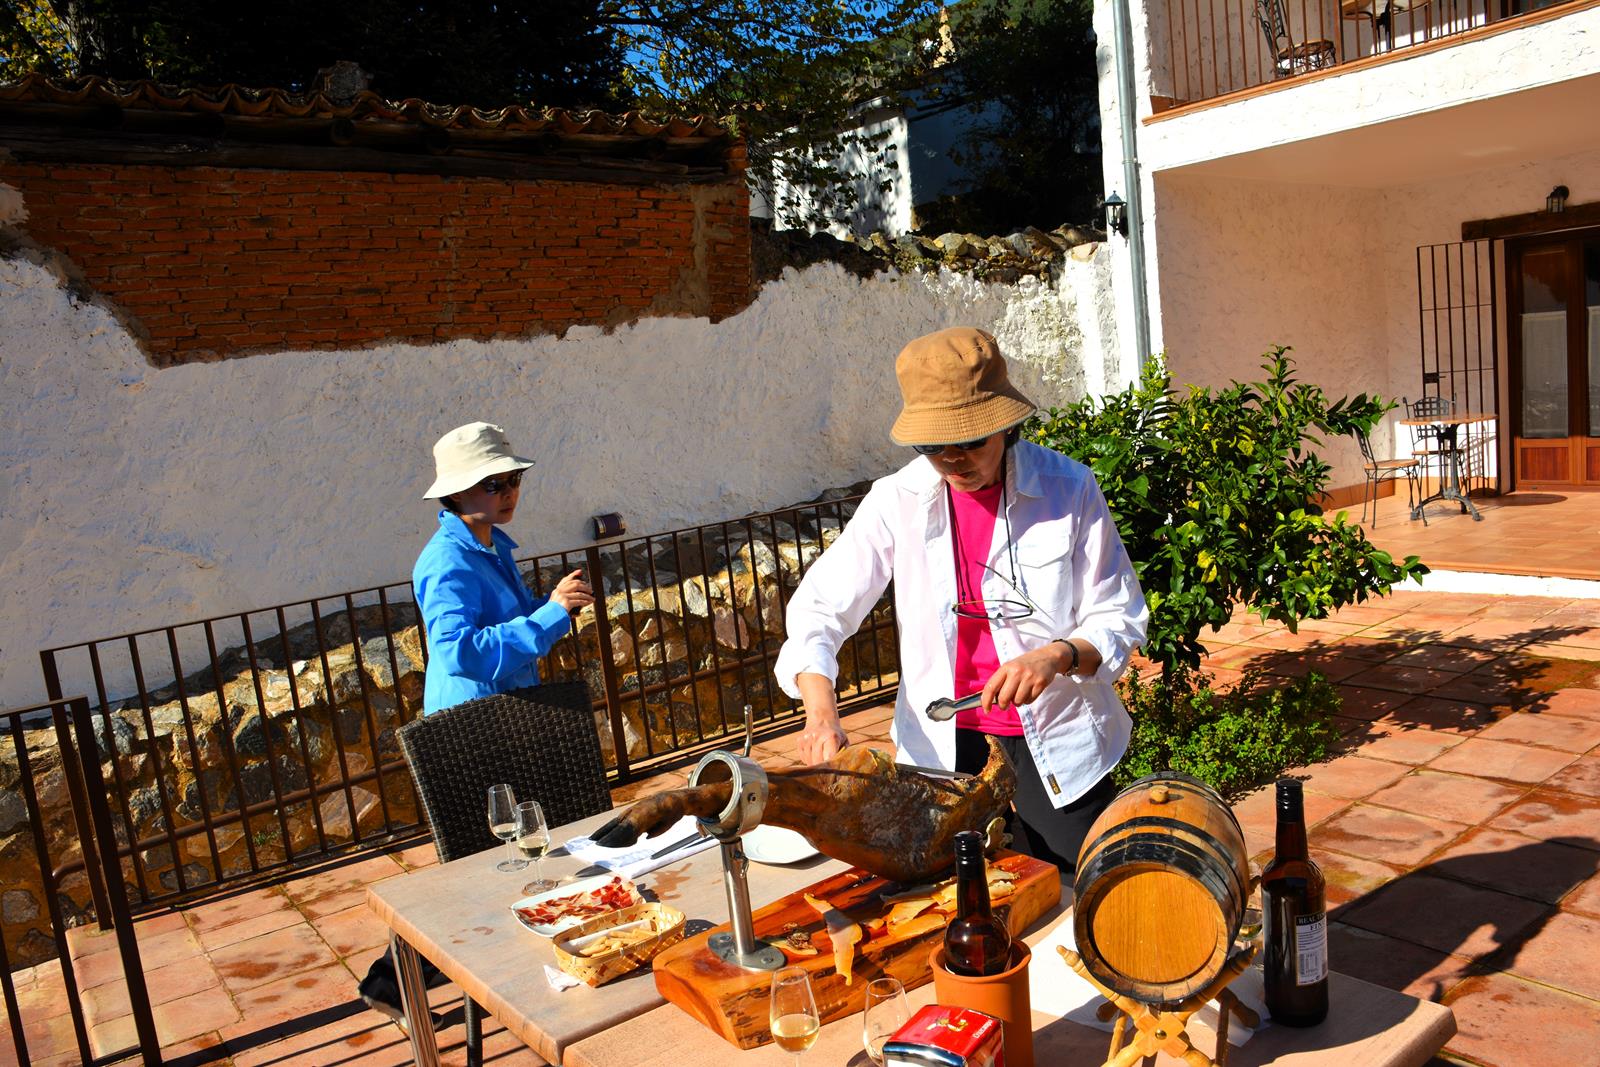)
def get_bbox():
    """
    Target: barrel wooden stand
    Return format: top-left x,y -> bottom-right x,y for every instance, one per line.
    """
1057,942 -> 1262,1067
